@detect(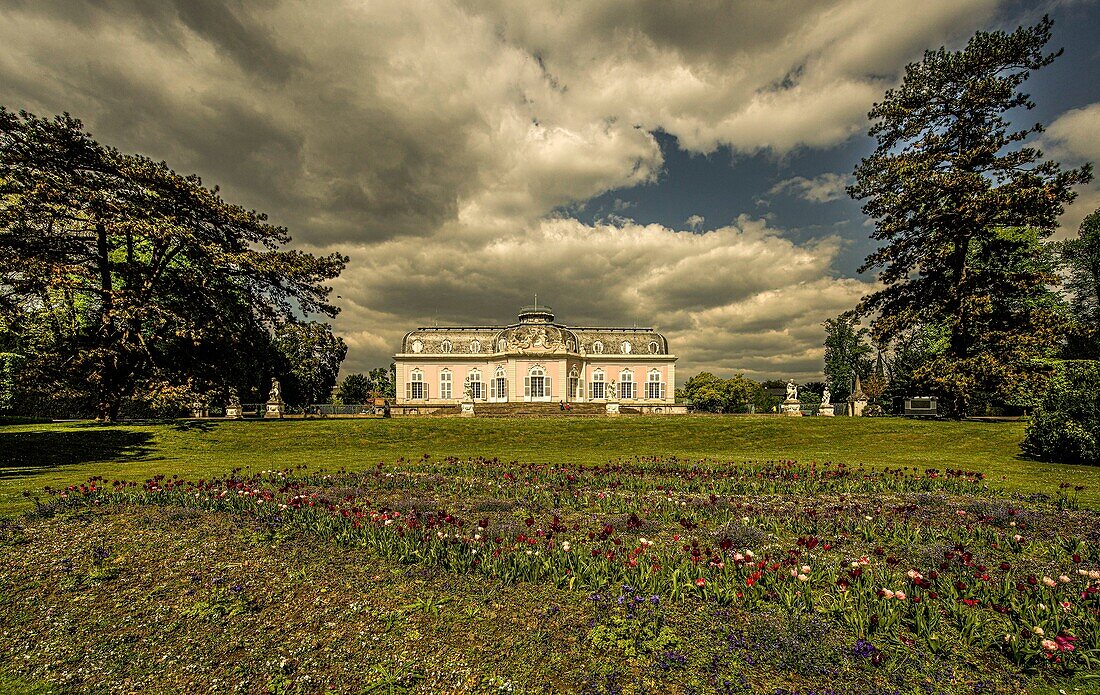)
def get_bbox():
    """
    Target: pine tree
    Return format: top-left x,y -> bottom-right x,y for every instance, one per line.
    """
849,17 -> 1092,416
